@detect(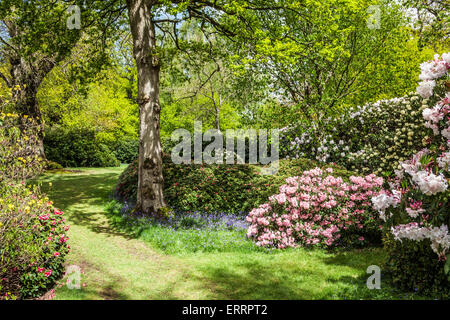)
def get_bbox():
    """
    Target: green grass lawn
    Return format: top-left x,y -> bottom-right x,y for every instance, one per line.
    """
34,167 -> 428,300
